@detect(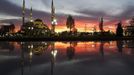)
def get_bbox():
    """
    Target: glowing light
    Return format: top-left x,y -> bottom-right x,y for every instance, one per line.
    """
52,18 -> 57,25
91,45 -> 95,48
31,45 -> 33,48
30,51 -> 33,56
51,50 -> 58,58
28,45 -> 33,49
28,27 -> 30,30
31,27 -> 34,30
30,19 -> 34,22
